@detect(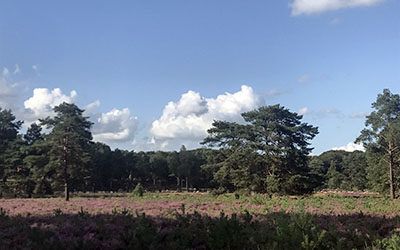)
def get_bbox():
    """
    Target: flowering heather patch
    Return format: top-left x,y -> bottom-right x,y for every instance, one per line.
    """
1,208 -> 400,249
2,193 -> 400,249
